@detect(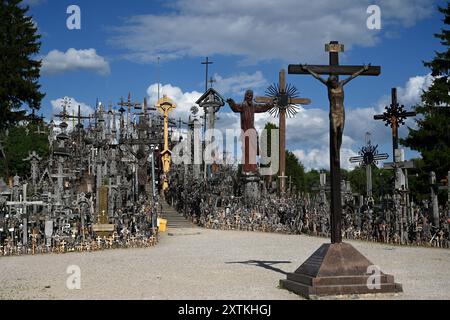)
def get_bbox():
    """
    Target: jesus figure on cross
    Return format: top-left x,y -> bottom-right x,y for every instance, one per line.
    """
227,90 -> 275,173
300,64 -> 369,163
